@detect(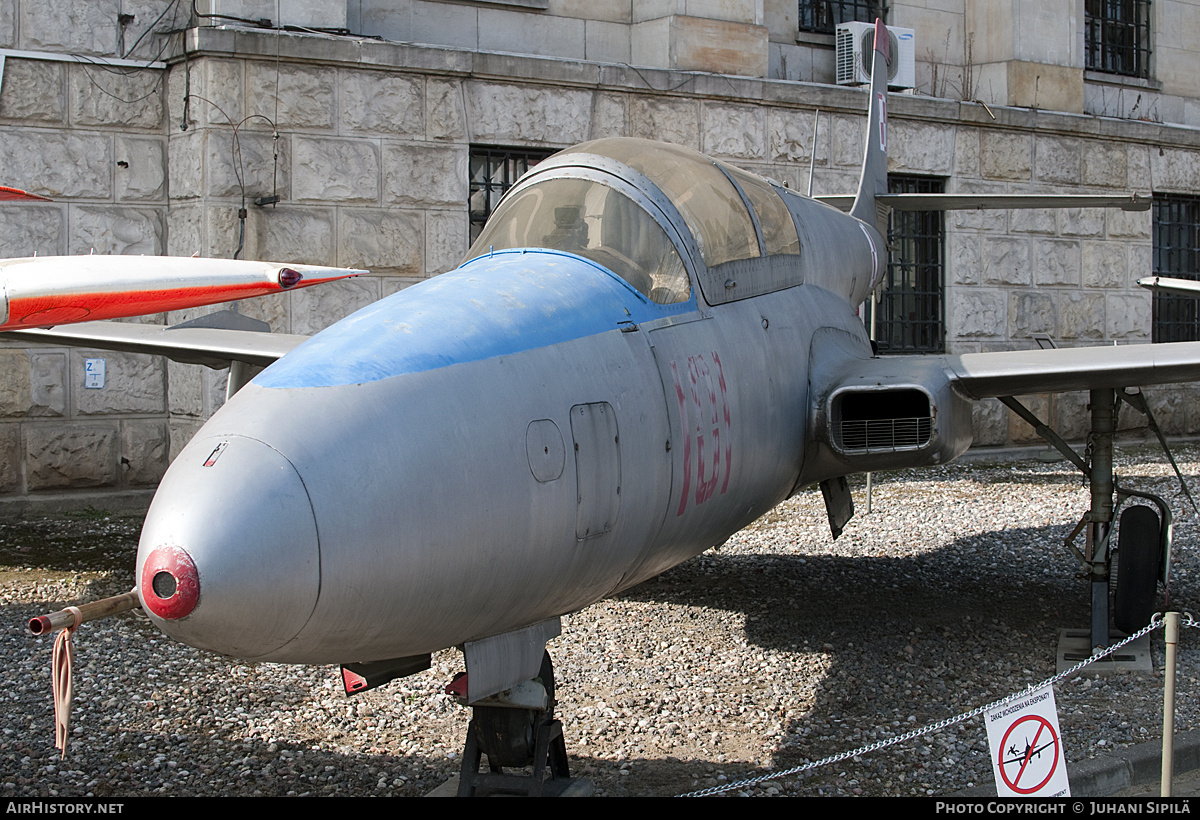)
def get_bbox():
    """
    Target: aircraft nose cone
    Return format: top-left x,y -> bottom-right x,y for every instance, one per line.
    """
136,435 -> 320,660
